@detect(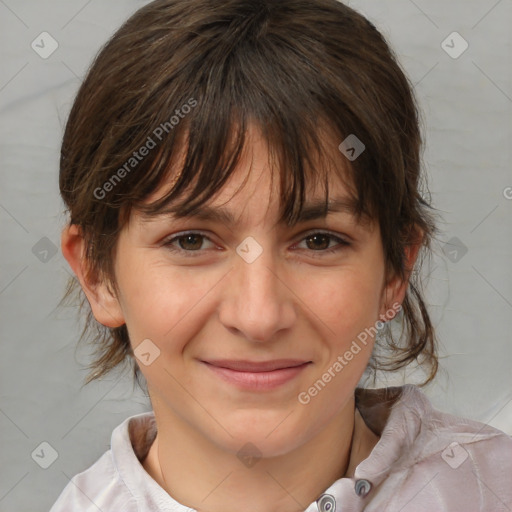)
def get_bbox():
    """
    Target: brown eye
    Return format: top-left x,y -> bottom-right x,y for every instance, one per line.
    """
176,234 -> 204,251
304,233 -> 331,251
295,231 -> 351,256
163,231 -> 216,256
